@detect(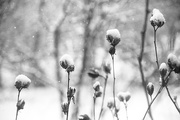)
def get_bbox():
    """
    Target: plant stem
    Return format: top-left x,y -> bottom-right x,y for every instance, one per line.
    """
142,86 -> 163,120
111,55 -> 119,120
93,96 -> 96,120
15,89 -> 21,120
124,102 -> 128,120
66,72 -> 70,120
98,74 -> 108,120
165,86 -> 180,114
153,27 -> 159,68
